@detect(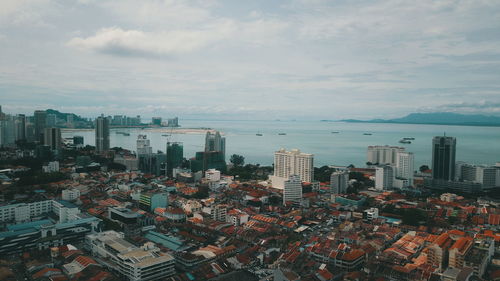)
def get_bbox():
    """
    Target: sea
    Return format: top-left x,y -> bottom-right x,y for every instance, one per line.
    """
62,120 -> 500,168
